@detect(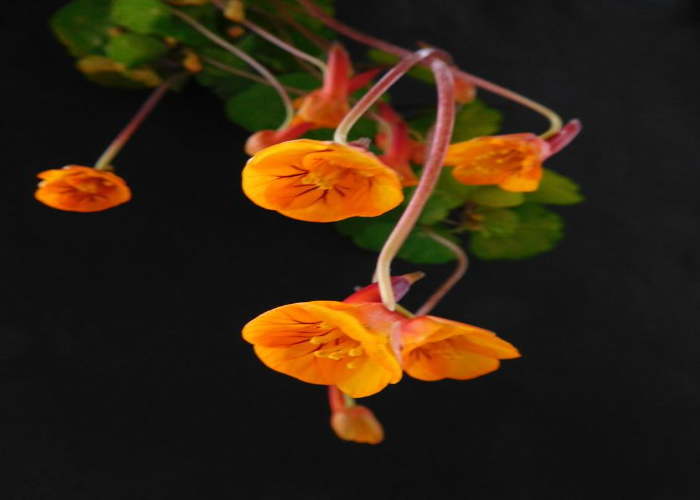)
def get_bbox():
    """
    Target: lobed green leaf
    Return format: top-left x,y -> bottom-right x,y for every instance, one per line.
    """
225,73 -> 319,131
105,33 -> 169,68
525,168 -> 584,205
471,186 -> 525,208
51,0 -> 114,57
469,204 -> 564,260
336,211 -> 460,264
